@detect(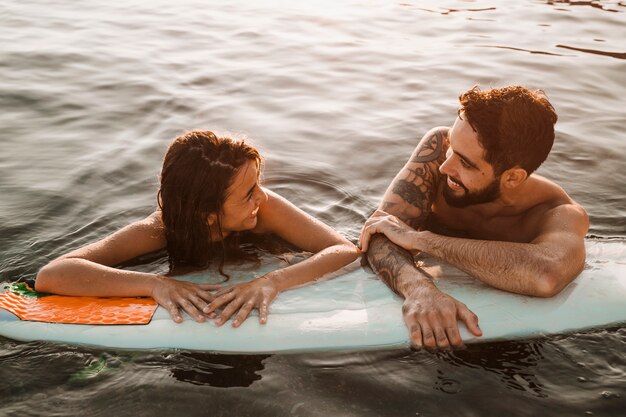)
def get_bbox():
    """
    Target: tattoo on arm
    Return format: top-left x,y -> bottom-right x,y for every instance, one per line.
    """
411,131 -> 443,163
382,128 -> 448,228
366,235 -> 416,296
368,128 -> 448,293
366,234 -> 435,298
